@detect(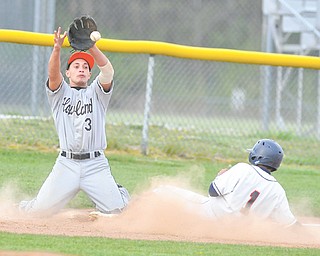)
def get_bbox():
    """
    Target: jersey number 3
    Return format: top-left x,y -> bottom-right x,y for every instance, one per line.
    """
241,190 -> 260,214
85,118 -> 92,131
